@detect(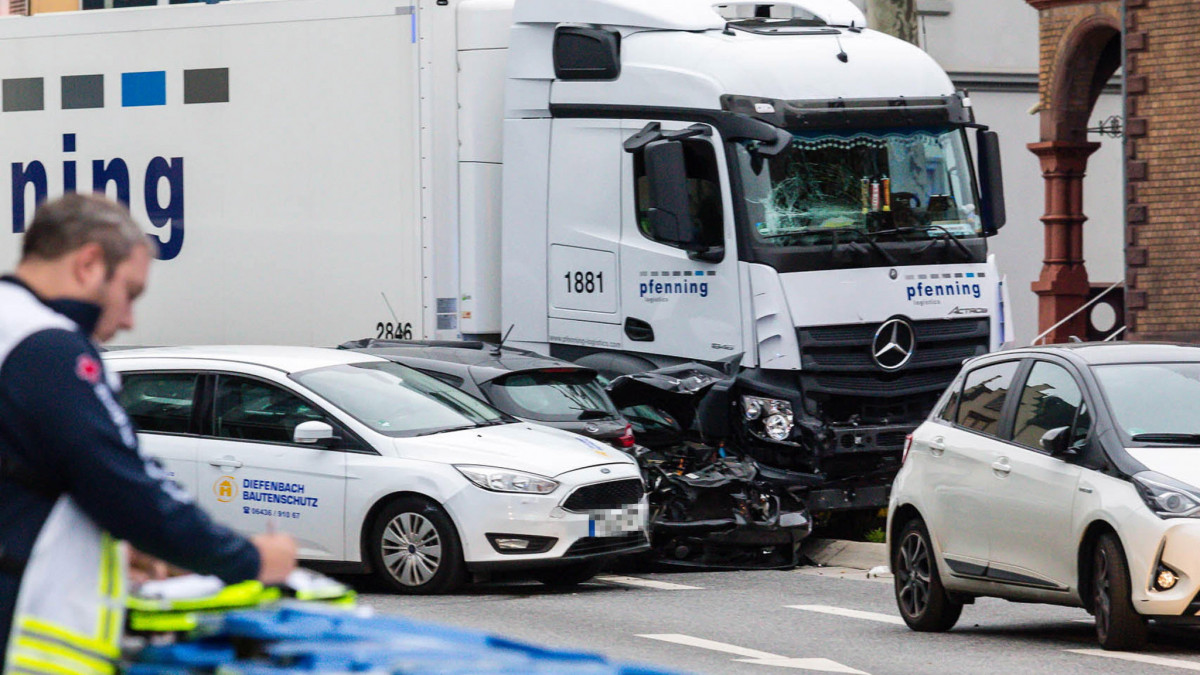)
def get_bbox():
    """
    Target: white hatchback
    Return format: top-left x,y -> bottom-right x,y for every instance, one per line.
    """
890,343 -> 1200,650
104,346 -> 648,593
